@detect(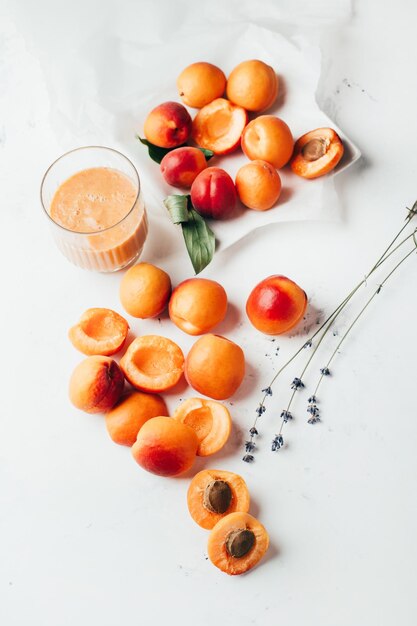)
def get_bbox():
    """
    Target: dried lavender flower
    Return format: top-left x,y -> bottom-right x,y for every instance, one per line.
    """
320,367 -> 331,376
242,454 -> 254,463
280,410 -> 293,423
291,377 -> 305,390
249,427 -> 258,436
